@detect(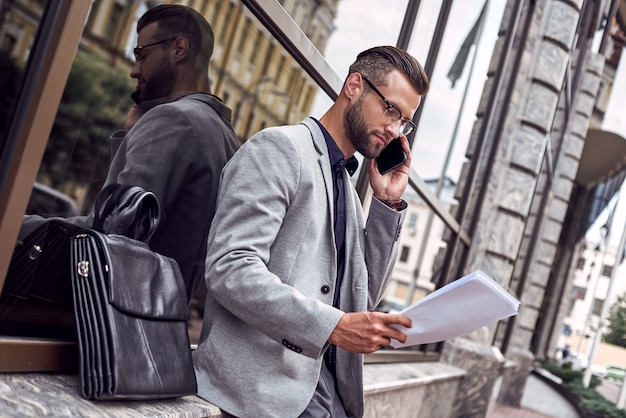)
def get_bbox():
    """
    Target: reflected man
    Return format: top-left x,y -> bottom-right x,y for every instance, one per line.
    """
19,4 -> 239,301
